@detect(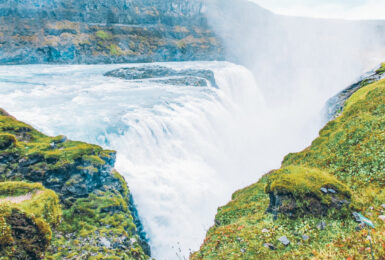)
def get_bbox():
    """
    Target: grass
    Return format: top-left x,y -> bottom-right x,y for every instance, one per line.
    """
192,65 -> 385,259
